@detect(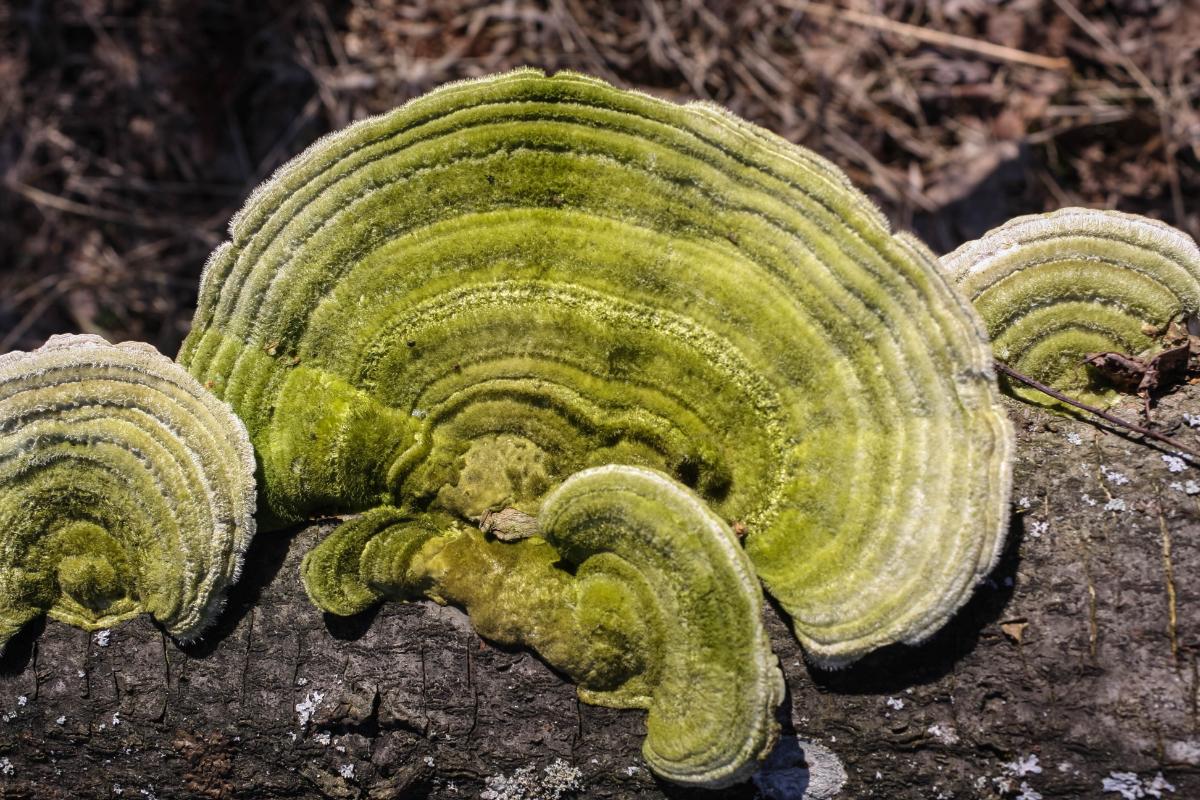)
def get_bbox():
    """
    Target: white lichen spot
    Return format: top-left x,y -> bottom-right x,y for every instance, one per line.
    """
424,756 -> 435,768
1018,496 -> 1032,510
295,690 -> 325,727
1101,770 -> 1176,798
623,766 -> 640,777
1183,413 -> 1200,428
1066,432 -> 1084,445
1149,774 -> 1177,796
1004,755 -> 1043,778
927,723 -> 960,745
1162,455 -> 1187,473
1101,466 -> 1130,485
885,696 -> 905,710
1081,493 -> 1098,507
480,759 -> 581,800
1104,498 -> 1128,512
1029,519 -> 1049,538
1017,781 -> 1043,800
16,695 -> 27,707
55,716 -> 66,725
93,629 -> 112,647
111,712 -> 121,727
0,757 -> 13,775
295,677 -> 308,687
411,408 -> 428,419
313,731 -> 331,746
542,760 -> 583,795
337,763 -> 355,780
